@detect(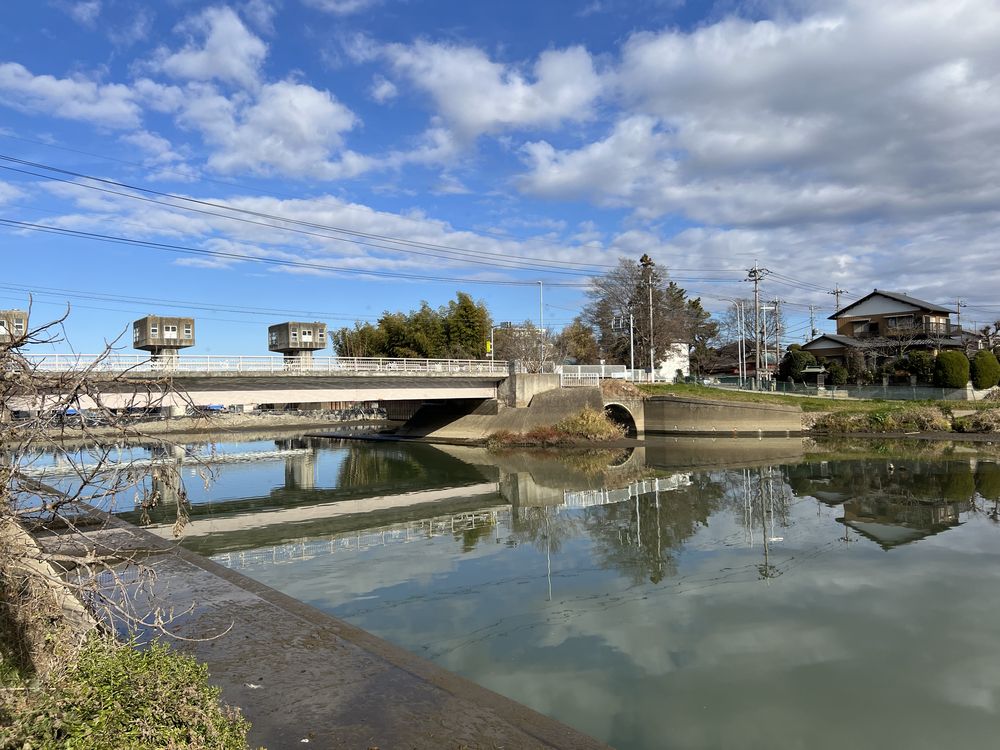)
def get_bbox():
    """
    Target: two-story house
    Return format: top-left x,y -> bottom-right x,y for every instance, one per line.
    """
802,289 -> 964,366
